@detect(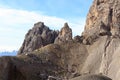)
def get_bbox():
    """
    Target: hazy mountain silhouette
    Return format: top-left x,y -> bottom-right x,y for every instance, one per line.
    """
0,50 -> 17,56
